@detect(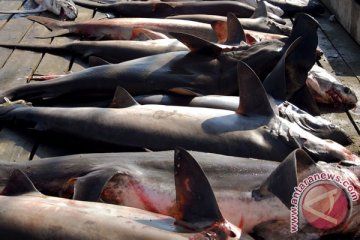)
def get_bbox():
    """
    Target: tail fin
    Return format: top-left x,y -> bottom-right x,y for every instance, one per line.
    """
0,42 -> 67,54
27,16 -> 71,37
174,148 -> 241,239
